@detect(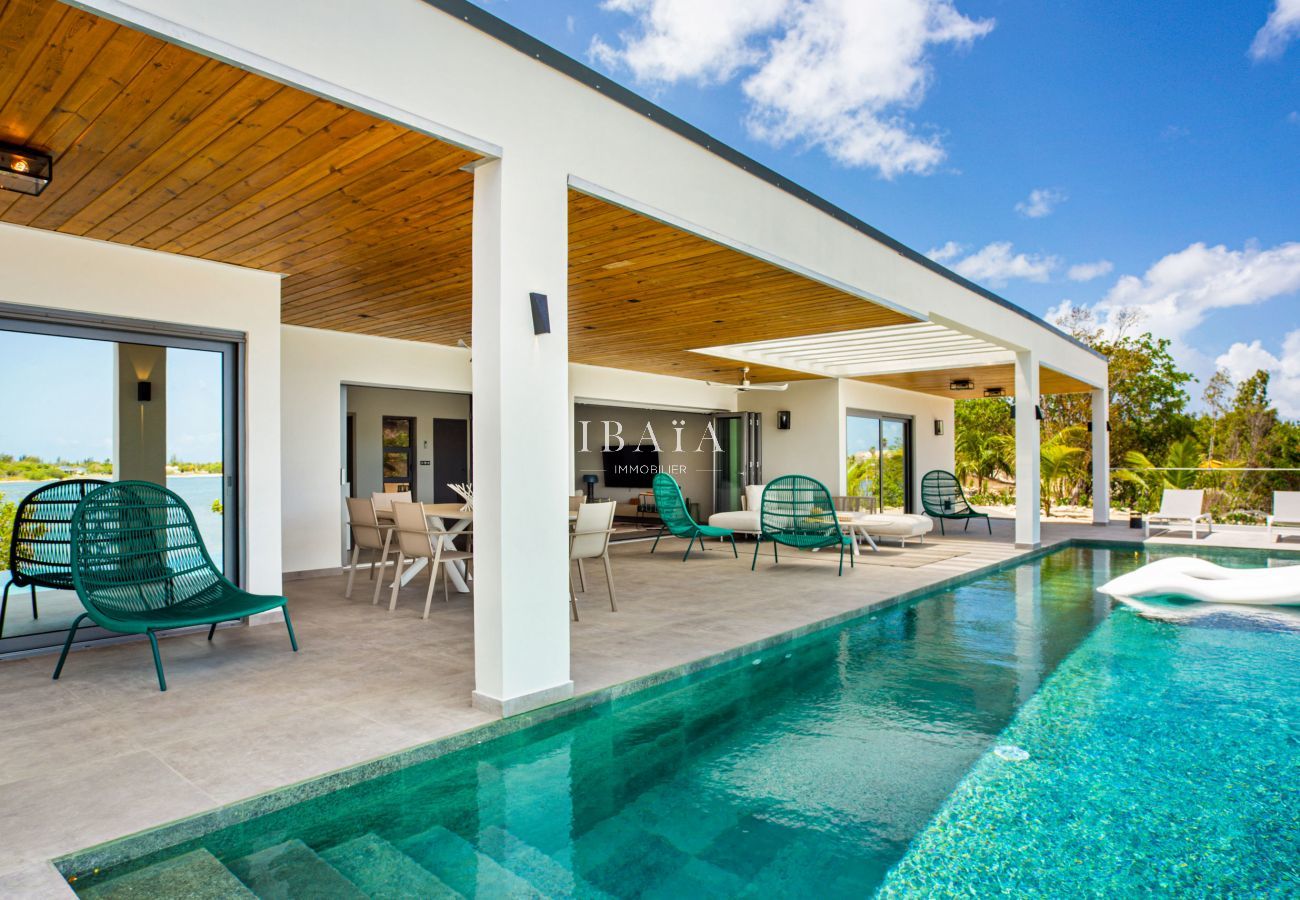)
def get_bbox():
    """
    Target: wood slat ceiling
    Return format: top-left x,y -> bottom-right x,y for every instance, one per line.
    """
859,364 -> 1095,398
0,0 -> 479,343
0,1 -> 939,386
567,191 -> 914,382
